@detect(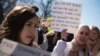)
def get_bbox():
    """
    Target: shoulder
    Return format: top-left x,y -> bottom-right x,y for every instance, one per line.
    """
32,43 -> 41,48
